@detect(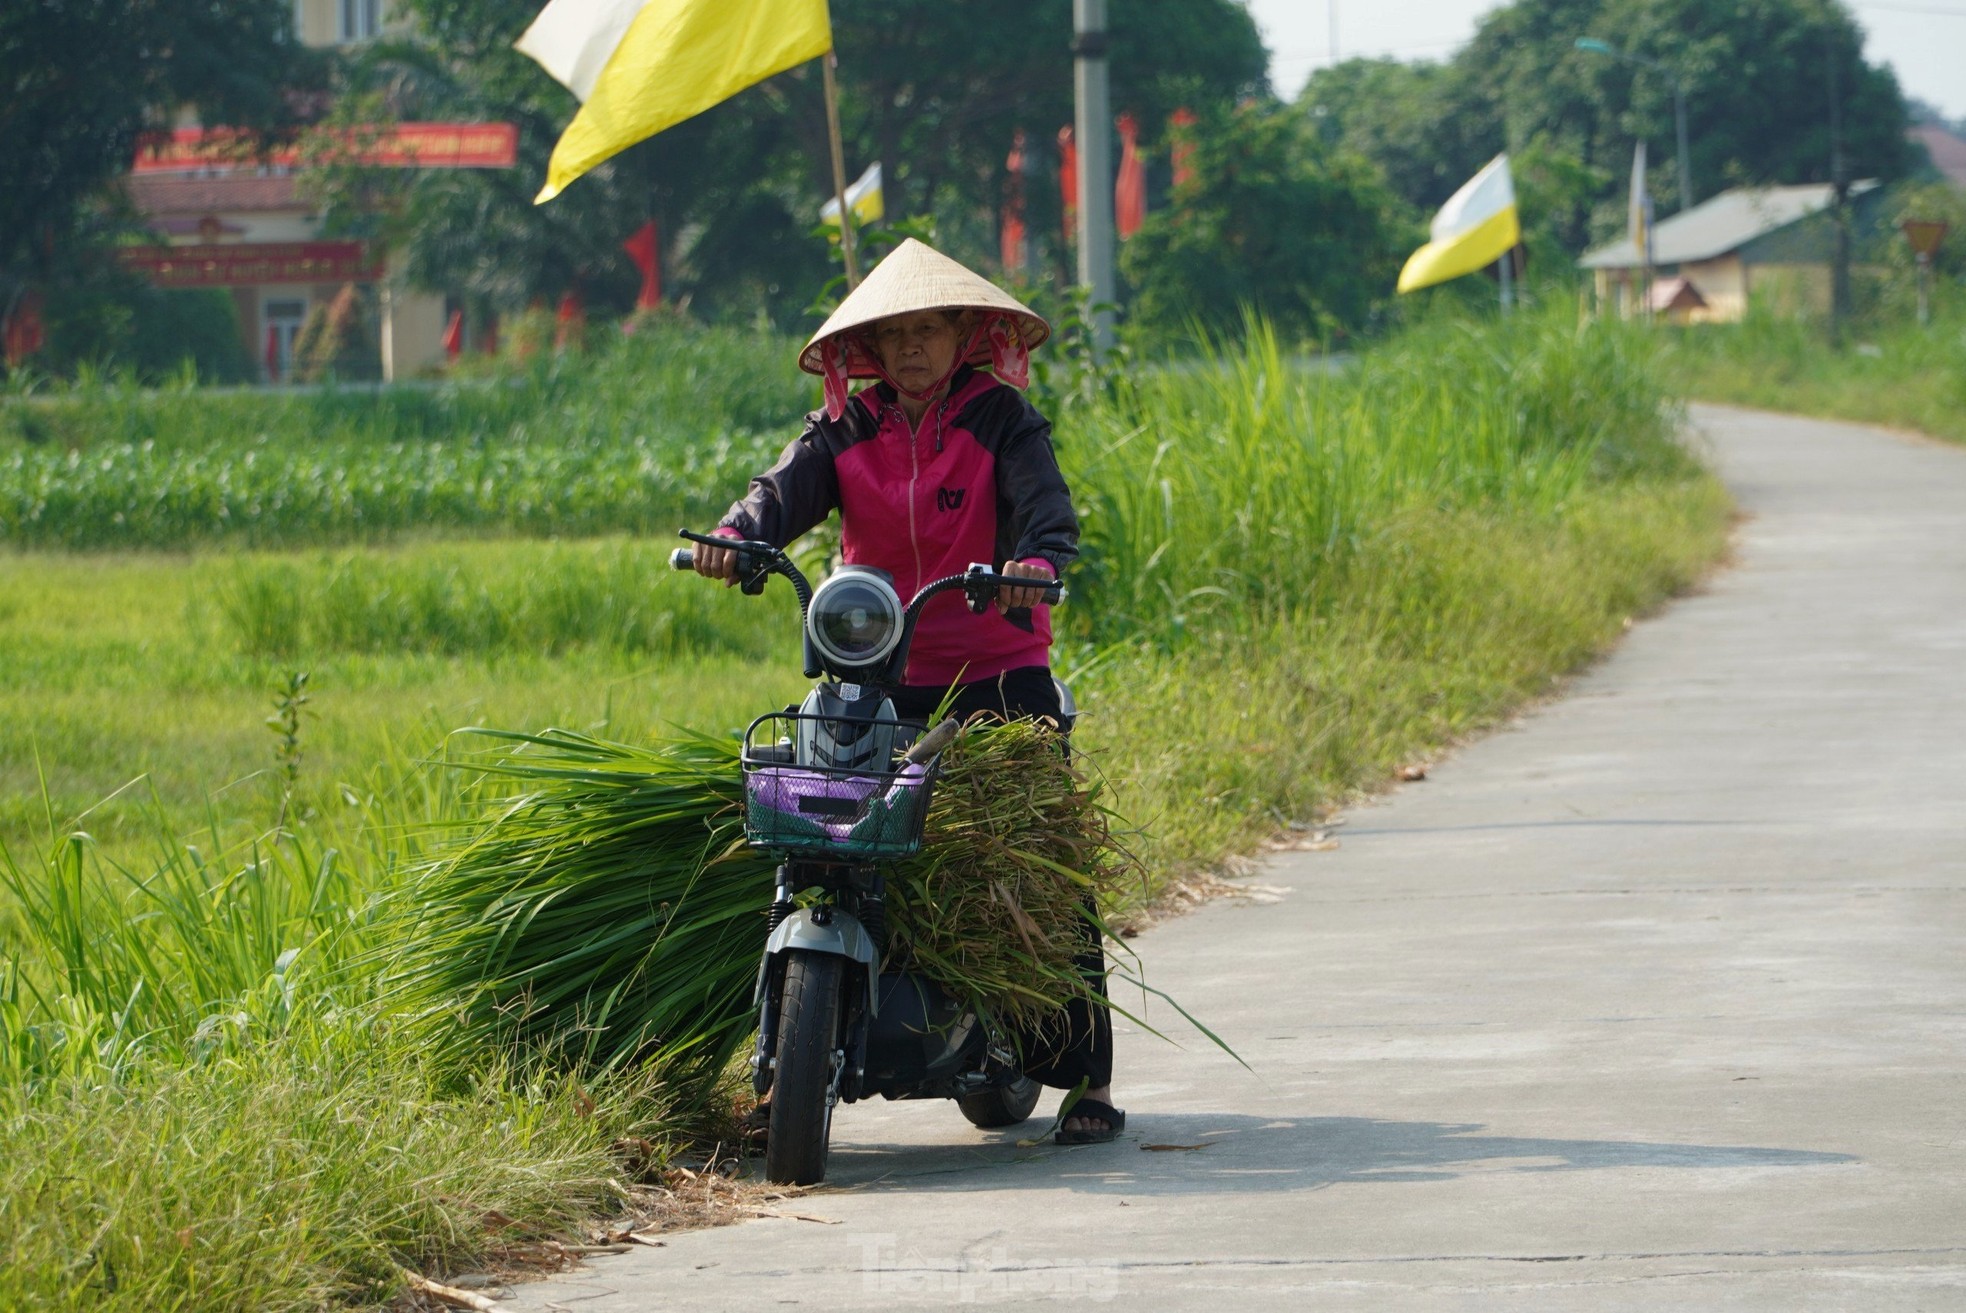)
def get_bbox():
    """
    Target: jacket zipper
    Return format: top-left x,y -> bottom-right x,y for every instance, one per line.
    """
897,404 -> 925,589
